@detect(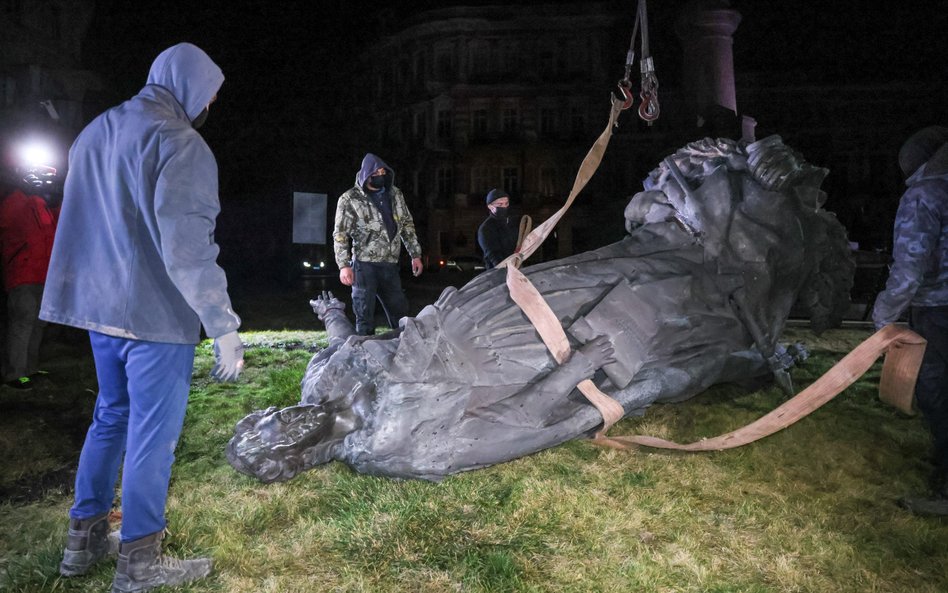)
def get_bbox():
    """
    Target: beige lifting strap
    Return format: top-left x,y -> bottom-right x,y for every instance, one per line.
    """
498,97 -> 627,440
598,324 -> 926,451
496,96 -> 928,450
